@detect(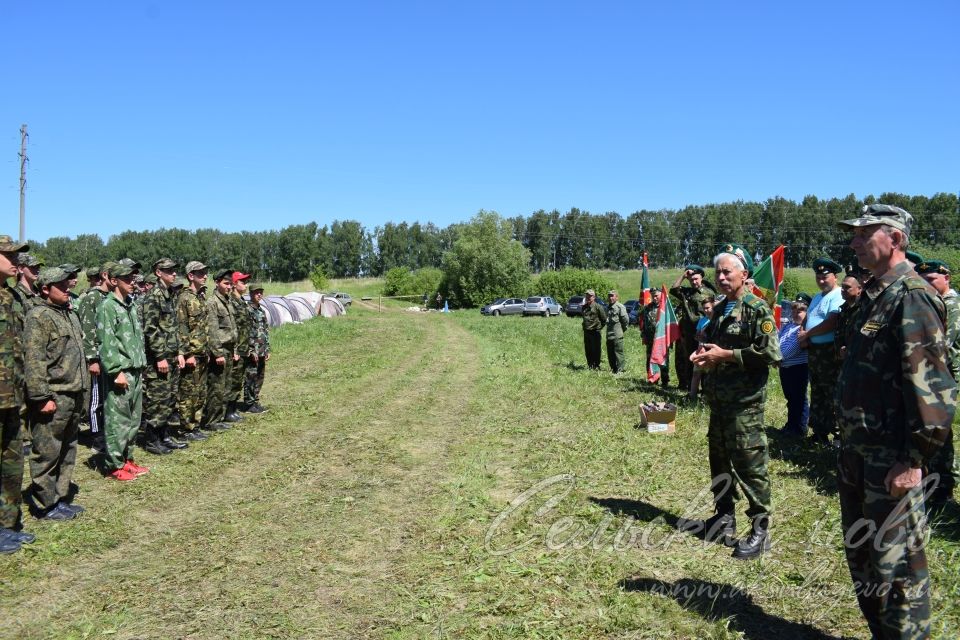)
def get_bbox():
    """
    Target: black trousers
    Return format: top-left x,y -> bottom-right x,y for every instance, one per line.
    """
583,330 -> 602,370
